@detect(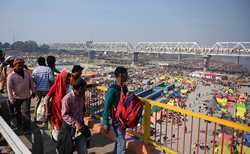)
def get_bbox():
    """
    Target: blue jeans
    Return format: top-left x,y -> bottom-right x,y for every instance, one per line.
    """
112,122 -> 126,154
